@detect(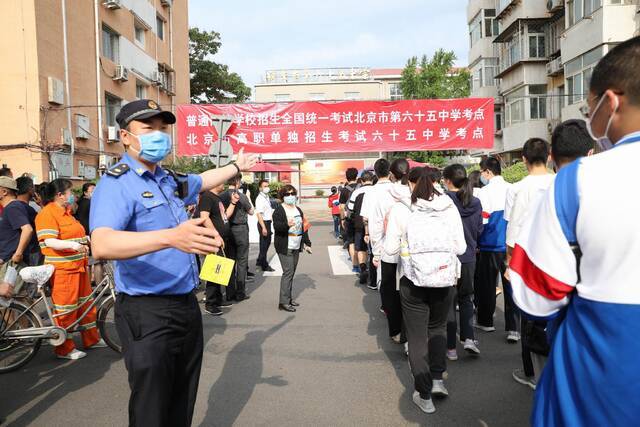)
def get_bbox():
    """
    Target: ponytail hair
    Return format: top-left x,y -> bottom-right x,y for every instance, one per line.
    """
409,167 -> 439,203
390,158 -> 410,184
443,164 -> 474,207
42,178 -> 72,204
